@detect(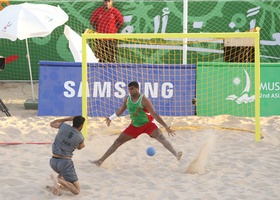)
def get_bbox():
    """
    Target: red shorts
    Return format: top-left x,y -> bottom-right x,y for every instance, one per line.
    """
123,121 -> 159,138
